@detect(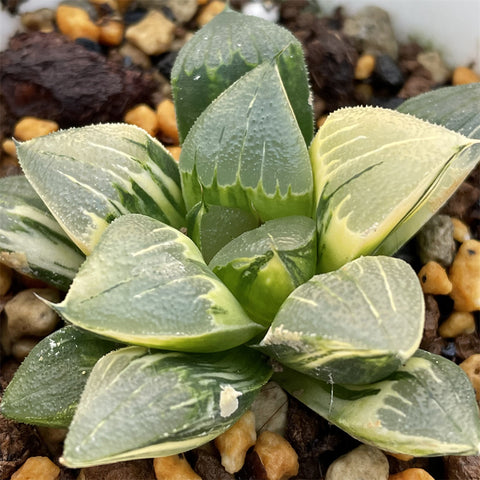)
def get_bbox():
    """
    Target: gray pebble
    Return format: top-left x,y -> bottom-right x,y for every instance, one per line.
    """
343,6 -> 398,59
326,444 -> 389,480
416,214 -> 456,267
417,51 -> 451,84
